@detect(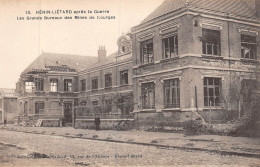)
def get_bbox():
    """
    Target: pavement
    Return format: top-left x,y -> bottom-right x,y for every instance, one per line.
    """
1,124 -> 260,159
